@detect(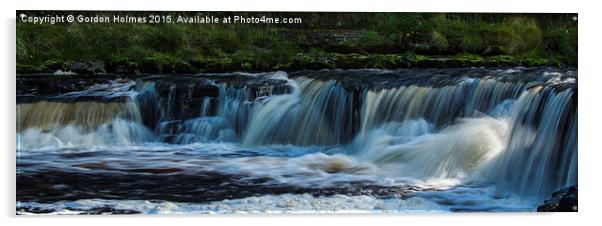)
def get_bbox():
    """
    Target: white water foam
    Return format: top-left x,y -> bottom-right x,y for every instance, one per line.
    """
17,118 -> 154,150
354,116 -> 509,181
17,194 -> 447,215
